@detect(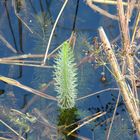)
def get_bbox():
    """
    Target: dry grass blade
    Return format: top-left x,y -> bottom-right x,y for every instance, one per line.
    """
77,88 -> 119,101
0,61 -> 53,68
42,0 -> 69,65
131,11 -> 140,43
117,0 -> 127,42
117,0 -> 138,109
12,0 -> 33,33
0,53 -> 54,68
63,130 -> 90,140
0,54 -> 44,60
64,112 -> 102,130
98,26 -> 140,135
86,0 -> 118,20
0,59 -> 41,64
90,0 -> 131,6
0,75 -> 57,101
0,119 -> 26,140
0,34 -> 17,53
0,137 -> 12,140
125,0 -> 136,25
67,112 -> 106,136
107,91 -> 121,140
22,80 -> 54,112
